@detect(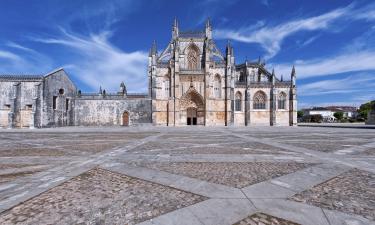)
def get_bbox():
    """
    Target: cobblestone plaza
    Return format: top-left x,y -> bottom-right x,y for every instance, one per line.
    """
0,126 -> 374,225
